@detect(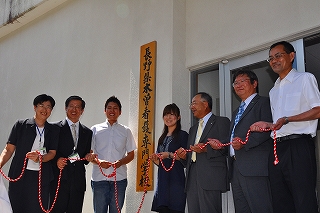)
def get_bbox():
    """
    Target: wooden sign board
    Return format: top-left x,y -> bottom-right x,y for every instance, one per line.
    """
136,41 -> 157,192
